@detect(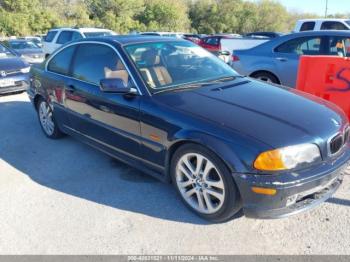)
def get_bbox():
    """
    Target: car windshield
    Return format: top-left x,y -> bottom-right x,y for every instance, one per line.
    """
0,44 -> 16,58
124,41 -> 239,92
9,41 -> 40,49
83,31 -> 113,38
29,38 -> 41,44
